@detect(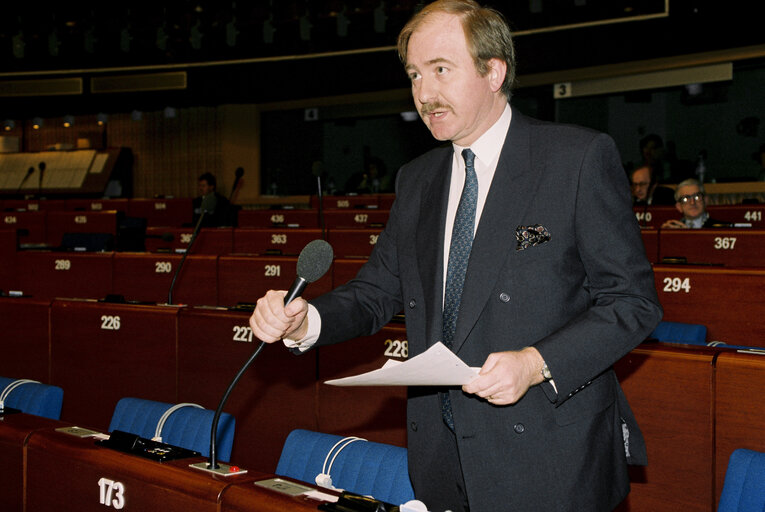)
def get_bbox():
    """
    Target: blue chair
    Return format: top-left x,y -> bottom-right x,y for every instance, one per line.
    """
0,376 -> 63,420
650,321 -> 707,345
718,448 -> 765,511
276,429 -> 415,505
108,397 -> 236,461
